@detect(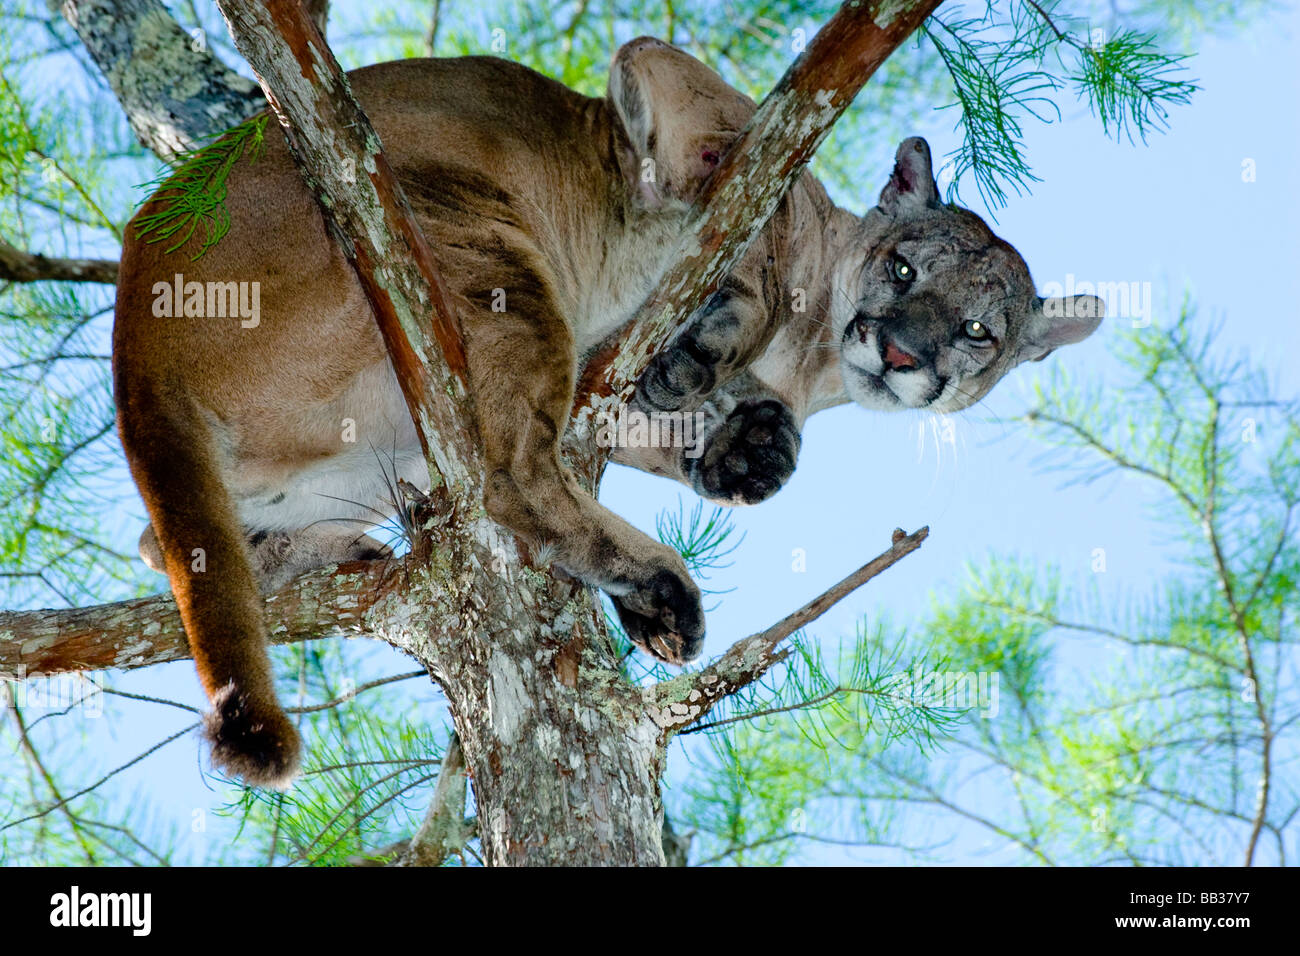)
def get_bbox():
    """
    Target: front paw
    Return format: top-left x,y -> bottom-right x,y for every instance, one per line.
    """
689,399 -> 799,505
634,340 -> 716,412
611,564 -> 705,665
